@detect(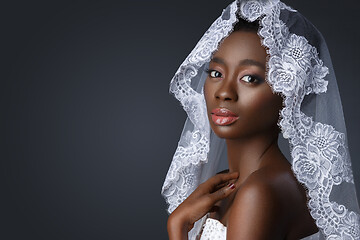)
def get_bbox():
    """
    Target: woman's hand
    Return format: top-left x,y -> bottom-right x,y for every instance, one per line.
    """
167,171 -> 239,240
